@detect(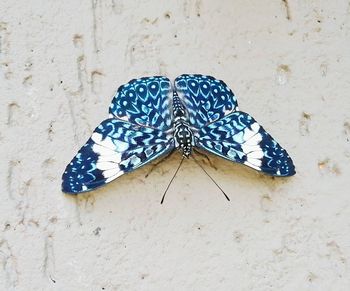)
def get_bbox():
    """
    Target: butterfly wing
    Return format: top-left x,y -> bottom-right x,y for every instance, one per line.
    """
175,74 -> 238,128
109,76 -> 173,130
176,74 -> 295,176
62,76 -> 174,194
196,111 -> 295,176
62,119 -> 175,194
